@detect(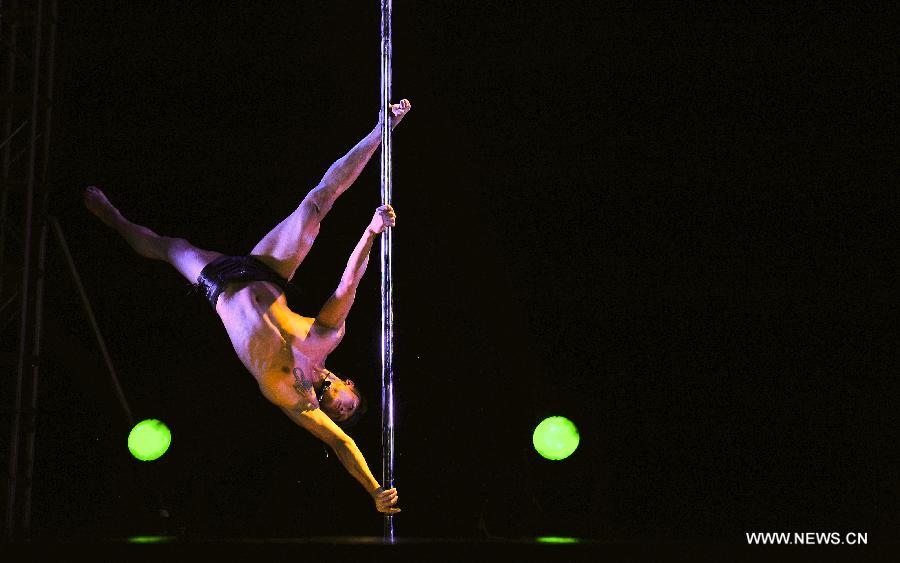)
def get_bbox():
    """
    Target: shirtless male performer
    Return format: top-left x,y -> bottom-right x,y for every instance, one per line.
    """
84,99 -> 412,515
